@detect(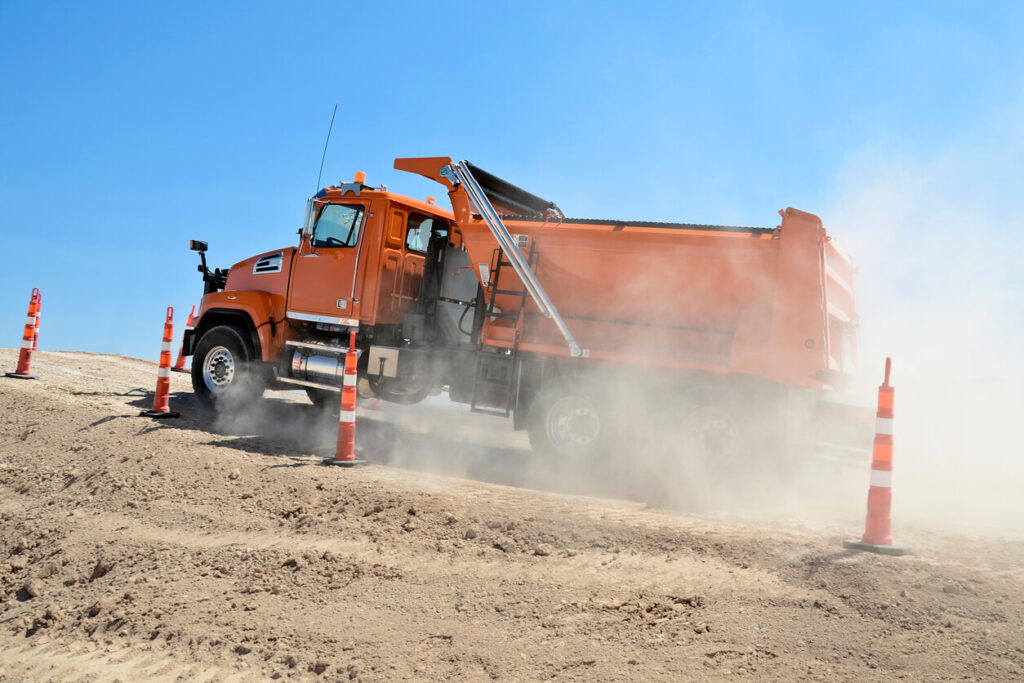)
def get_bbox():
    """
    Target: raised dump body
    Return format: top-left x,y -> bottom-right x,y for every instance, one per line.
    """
472,211 -> 857,389
397,157 -> 858,391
